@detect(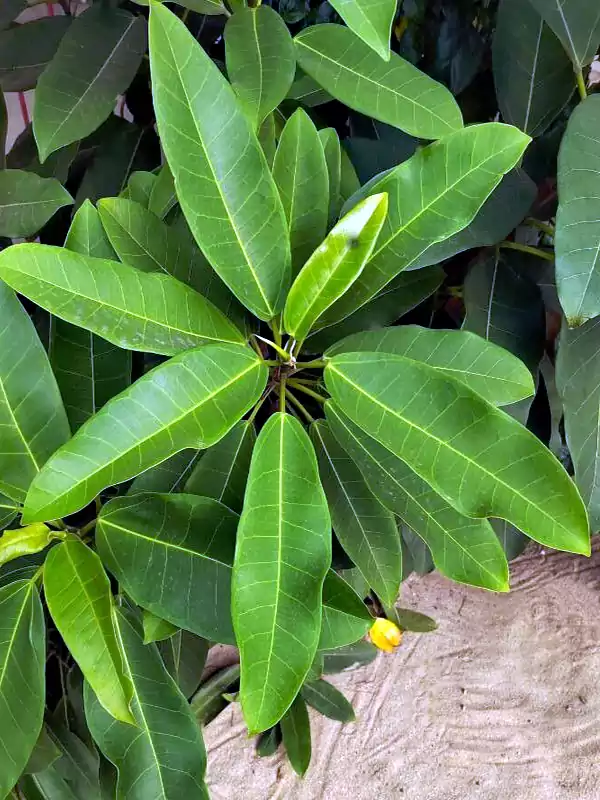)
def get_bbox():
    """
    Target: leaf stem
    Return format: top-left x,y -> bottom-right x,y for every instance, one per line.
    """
284,389 -> 315,424
270,316 -> 283,349
79,519 -> 96,536
280,374 -> 287,412
576,68 -> 588,101
287,380 -> 327,405
525,218 -> 555,237
499,241 -> 555,262
247,386 -> 274,423
254,334 -> 291,363
295,359 -> 326,371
